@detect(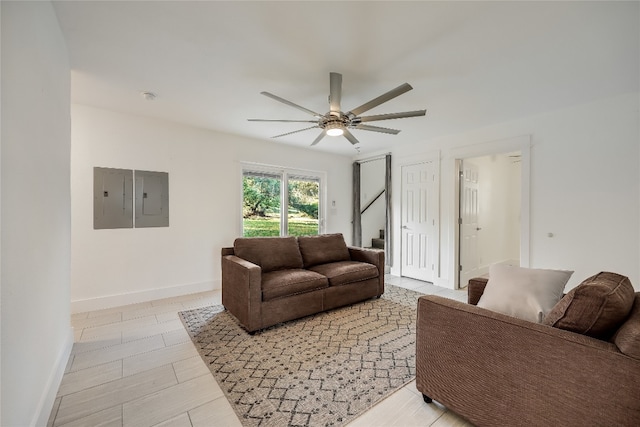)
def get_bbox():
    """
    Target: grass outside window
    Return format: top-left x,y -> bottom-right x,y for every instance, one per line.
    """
243,216 -> 318,237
